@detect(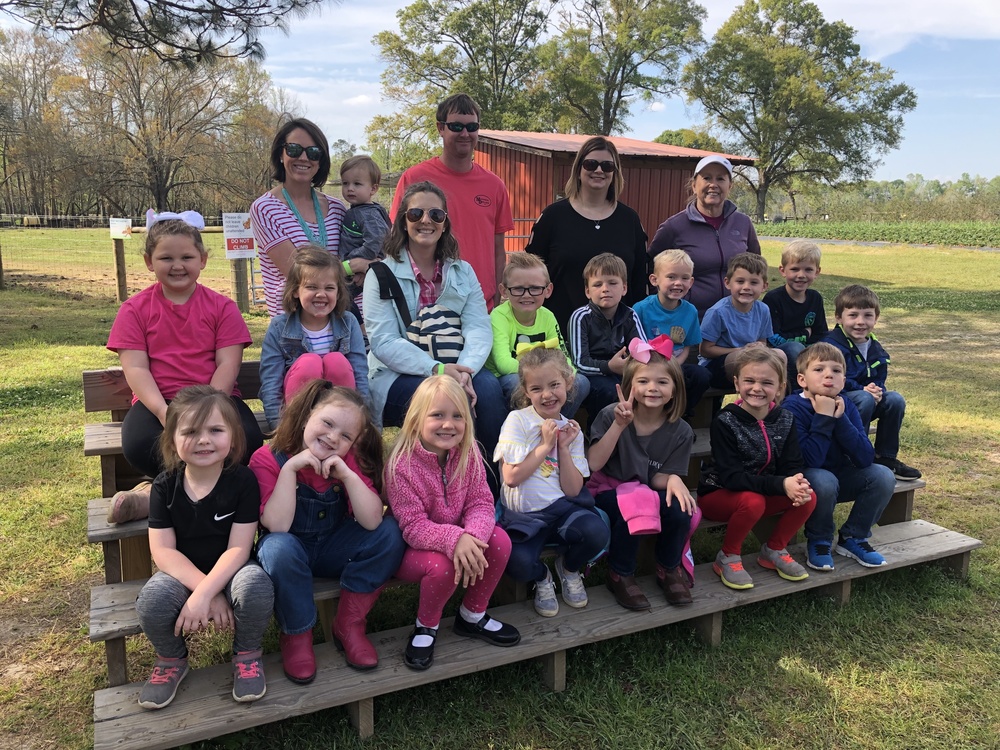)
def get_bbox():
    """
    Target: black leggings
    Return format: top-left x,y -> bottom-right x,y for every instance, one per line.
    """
121,397 -> 264,478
